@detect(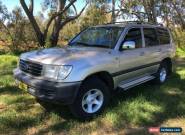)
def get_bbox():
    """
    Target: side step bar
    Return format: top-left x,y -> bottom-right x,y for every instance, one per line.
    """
118,76 -> 155,90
